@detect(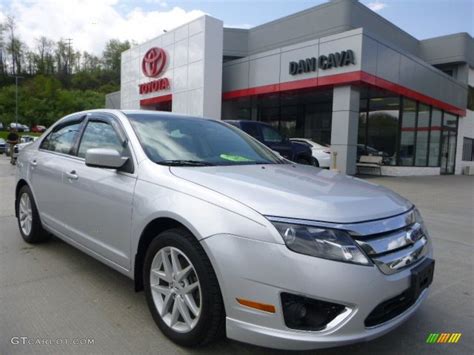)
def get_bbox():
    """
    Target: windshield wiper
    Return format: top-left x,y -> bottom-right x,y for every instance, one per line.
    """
158,160 -> 215,166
